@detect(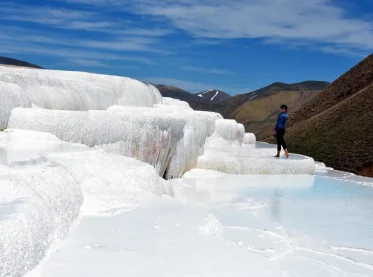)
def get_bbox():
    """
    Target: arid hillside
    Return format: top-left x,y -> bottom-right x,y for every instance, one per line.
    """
190,81 -> 329,139
282,54 -> 373,177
